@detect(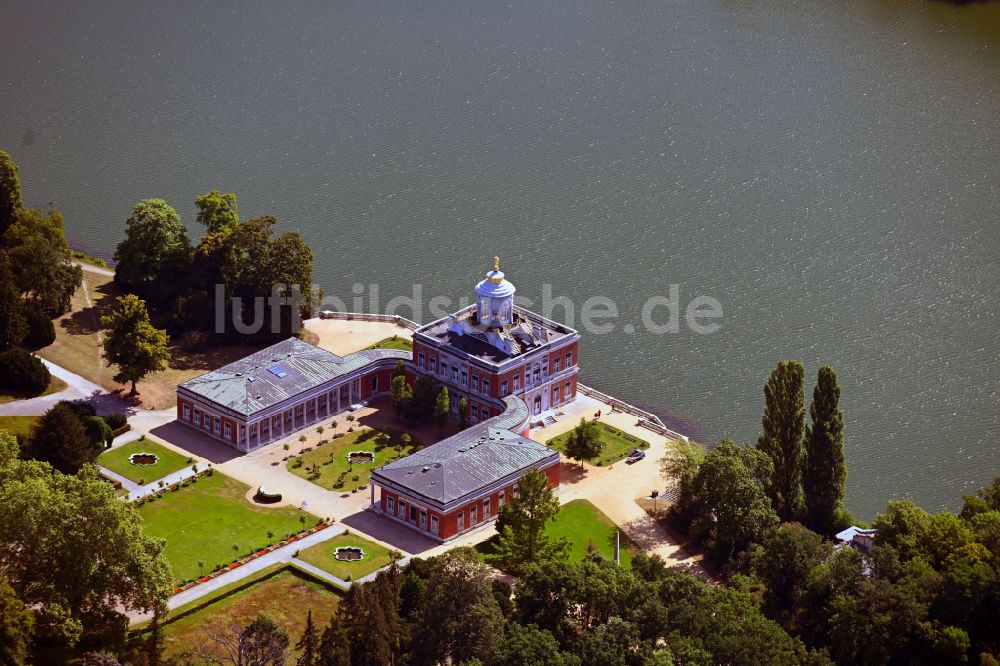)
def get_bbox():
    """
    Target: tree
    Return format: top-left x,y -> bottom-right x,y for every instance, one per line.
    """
803,366 -> 846,534
564,418 -> 603,467
826,579 -> 925,665
459,396 -> 469,430
493,623 -> 574,666
195,189 -> 239,234
757,360 -> 806,521
101,293 -> 170,395
25,402 -> 99,474
435,387 -> 450,432
23,303 -> 55,348
692,443 -> 778,562
6,212 -> 82,315
0,432 -> 171,650
660,438 -> 706,525
0,149 -> 21,239
0,347 -> 50,394
960,476 -> 1000,519
409,549 -> 505,665
296,610 -> 319,666
751,523 -> 832,629
872,499 -> 931,562
405,374 -> 440,422
0,251 -> 27,350
390,374 -> 412,419
197,613 -> 289,666
494,468 -> 568,568
113,198 -> 191,306
0,575 -> 33,666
